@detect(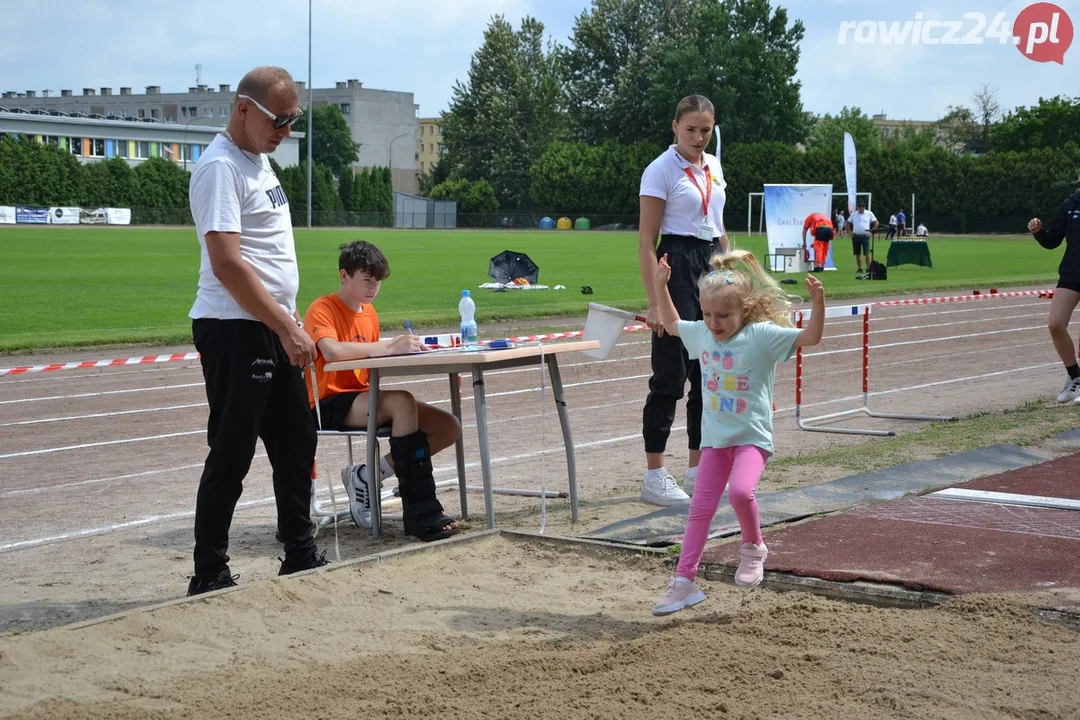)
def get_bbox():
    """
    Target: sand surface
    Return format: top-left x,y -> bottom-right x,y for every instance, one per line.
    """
2,533 -> 1078,720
